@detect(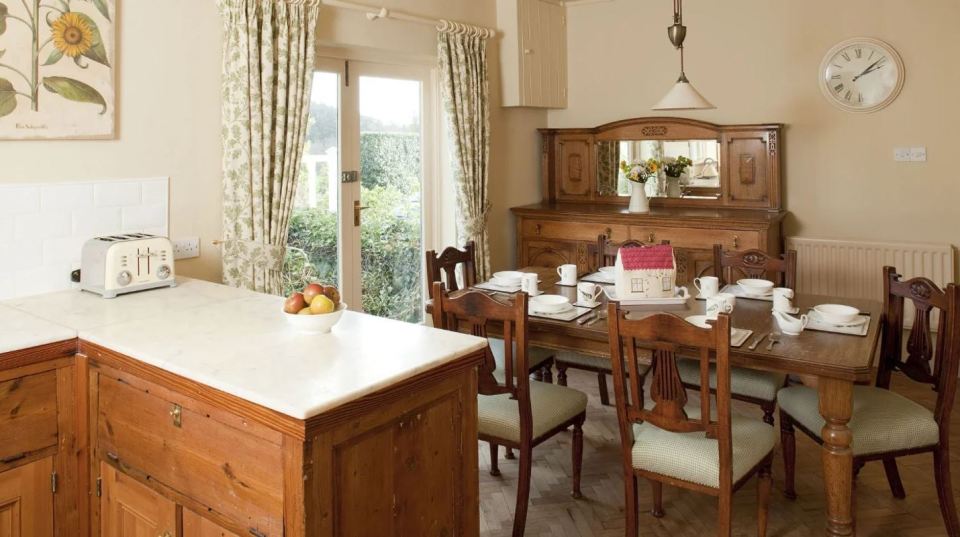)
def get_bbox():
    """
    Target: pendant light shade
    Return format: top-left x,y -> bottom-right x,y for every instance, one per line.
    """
653,0 -> 715,111
652,75 -> 715,110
